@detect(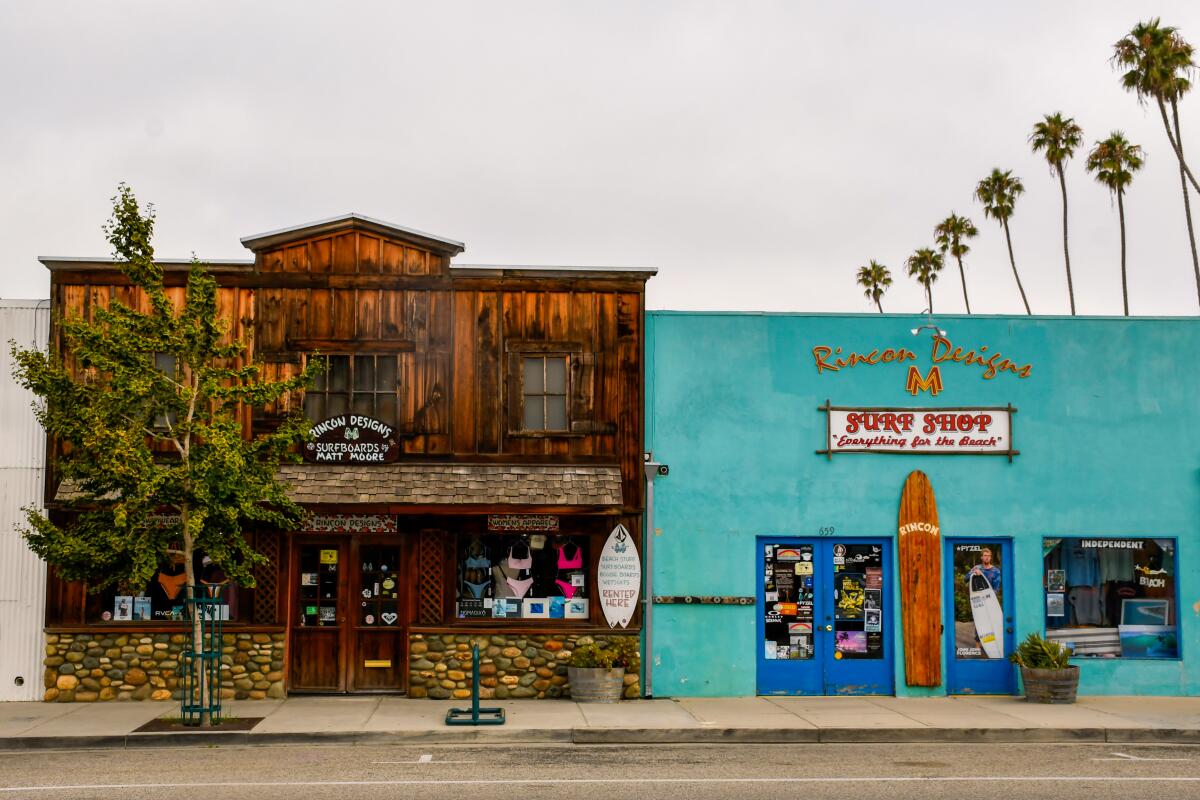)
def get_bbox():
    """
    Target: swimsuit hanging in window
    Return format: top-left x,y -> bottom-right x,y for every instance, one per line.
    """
556,542 -> 583,570
156,570 -> 188,601
507,541 -> 533,570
